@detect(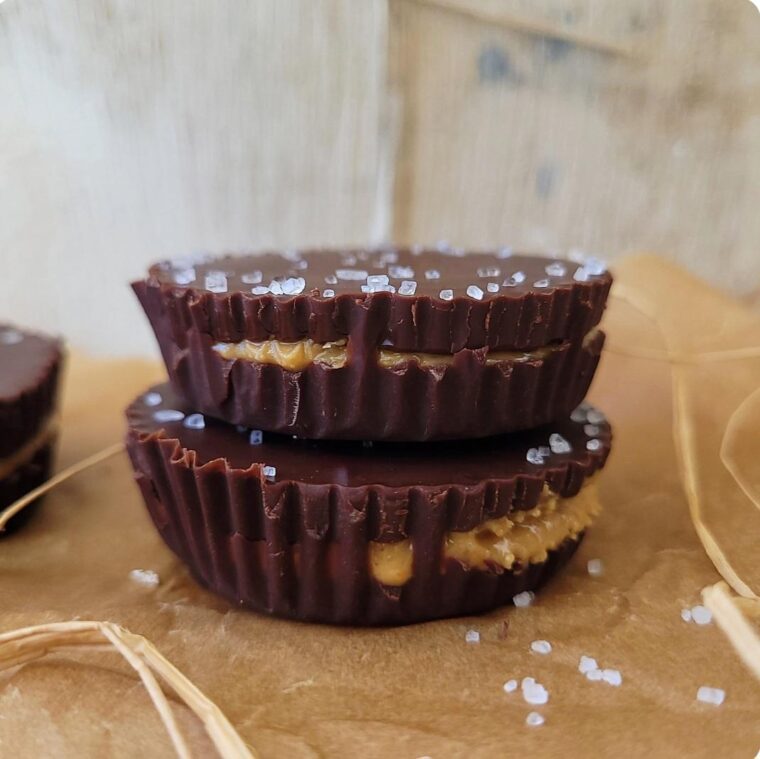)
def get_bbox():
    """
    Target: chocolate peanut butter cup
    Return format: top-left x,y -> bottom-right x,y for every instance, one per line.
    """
126,384 -> 612,625
133,248 -> 611,440
0,325 -> 63,533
